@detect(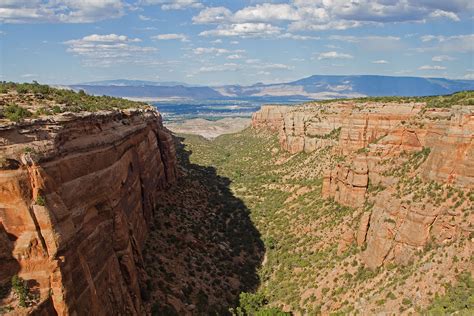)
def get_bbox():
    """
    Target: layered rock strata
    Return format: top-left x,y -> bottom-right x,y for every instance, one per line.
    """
0,108 -> 177,314
253,102 -> 473,268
